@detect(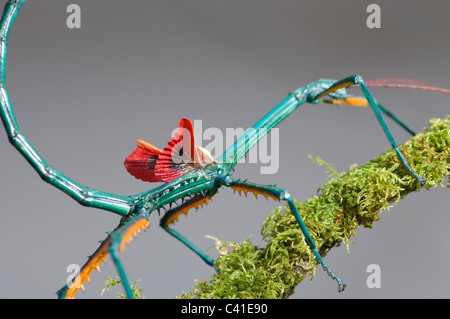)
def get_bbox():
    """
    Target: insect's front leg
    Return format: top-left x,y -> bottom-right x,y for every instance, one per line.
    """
218,177 -> 346,292
321,96 -> 417,137
311,75 -> 426,186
